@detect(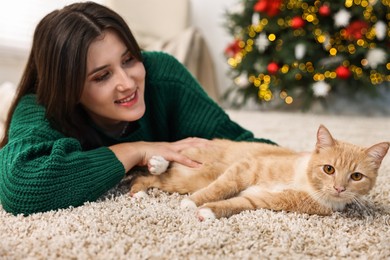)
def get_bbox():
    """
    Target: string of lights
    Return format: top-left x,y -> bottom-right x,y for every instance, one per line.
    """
224,0 -> 390,109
